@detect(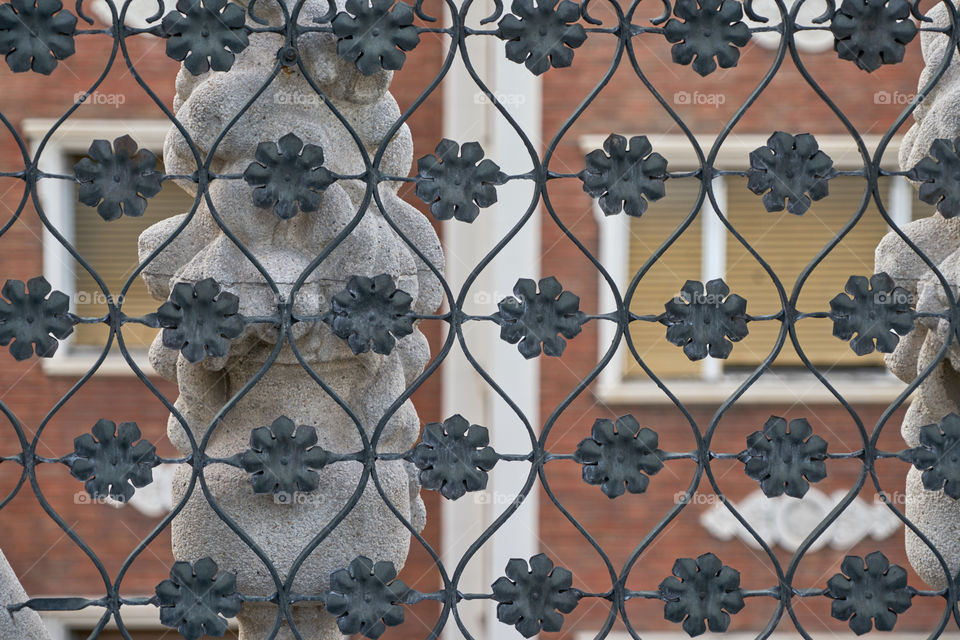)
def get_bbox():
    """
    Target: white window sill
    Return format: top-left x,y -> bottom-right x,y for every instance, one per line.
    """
595,370 -> 912,405
41,349 -> 155,377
